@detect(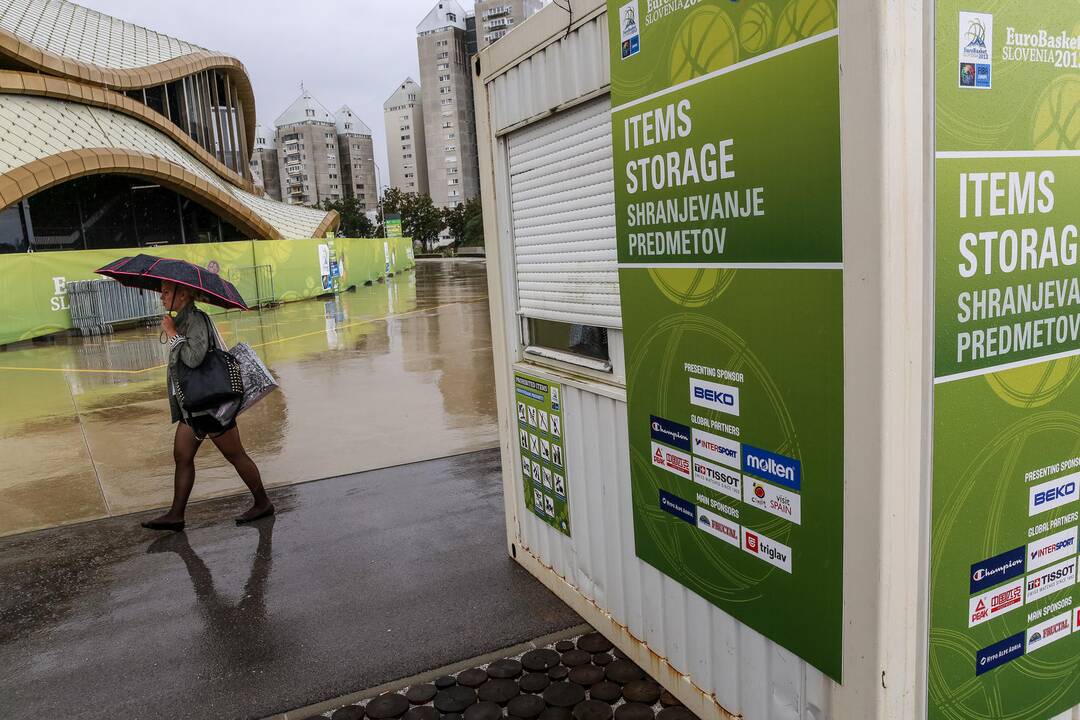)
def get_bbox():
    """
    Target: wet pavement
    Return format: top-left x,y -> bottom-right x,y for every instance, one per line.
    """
0,260 -> 498,536
0,448 -> 583,720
